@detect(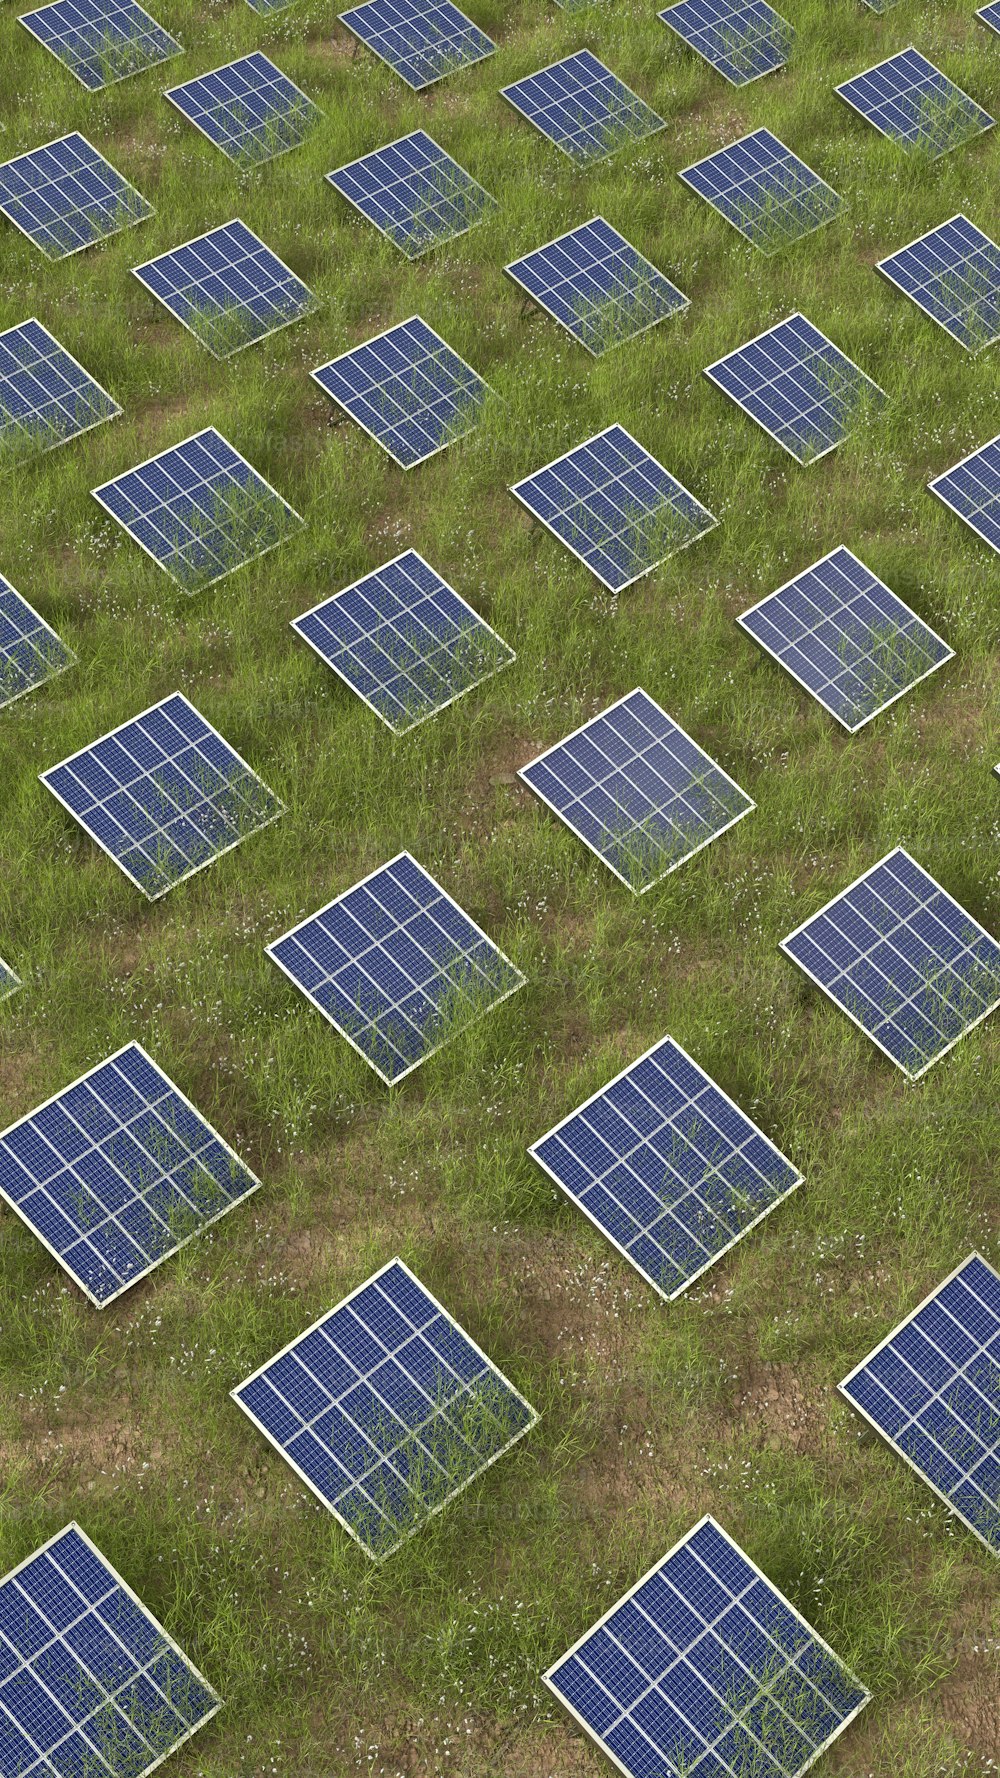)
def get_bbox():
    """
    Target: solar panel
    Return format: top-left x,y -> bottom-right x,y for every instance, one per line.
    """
267,851 -> 525,1084
232,1256 -> 537,1559
530,1035 -> 800,1301
835,48 -> 994,158
338,0 -> 494,90
678,128 -> 842,253
327,131 -> 496,259
659,0 -> 793,85
860,0 -> 898,9
0,133 -> 152,260
0,1522 -> 219,1774
505,217 -> 688,356
738,547 -> 953,732
841,1253 -> 1000,1556
165,54 -> 322,167
133,219 -> 318,358
0,318 -> 120,467
18,0 -> 181,88
545,1514 -> 870,1778
500,50 -> 665,167
929,433 -> 1000,553
980,2 -> 1000,35
92,427 -> 303,593
292,549 -> 514,734
41,691 -> 284,899
1,573 -> 75,711
312,315 -> 488,470
518,688 -> 754,893
703,312 -> 885,464
0,958 -> 19,1002
0,1042 -> 260,1306
510,424 -> 716,594
877,214 -> 1000,353
780,848 -> 1000,1079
